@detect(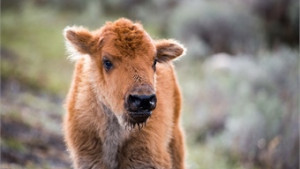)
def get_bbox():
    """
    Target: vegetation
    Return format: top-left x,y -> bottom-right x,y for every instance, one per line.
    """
1,0 -> 298,168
